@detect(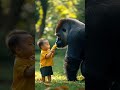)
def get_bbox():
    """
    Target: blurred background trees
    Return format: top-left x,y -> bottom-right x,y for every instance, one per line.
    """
35,0 -> 85,38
